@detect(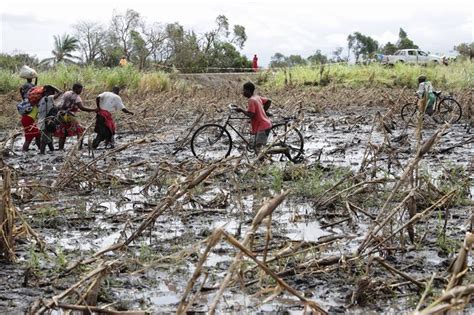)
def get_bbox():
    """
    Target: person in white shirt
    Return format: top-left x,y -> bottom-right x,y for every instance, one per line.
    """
93,87 -> 134,149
